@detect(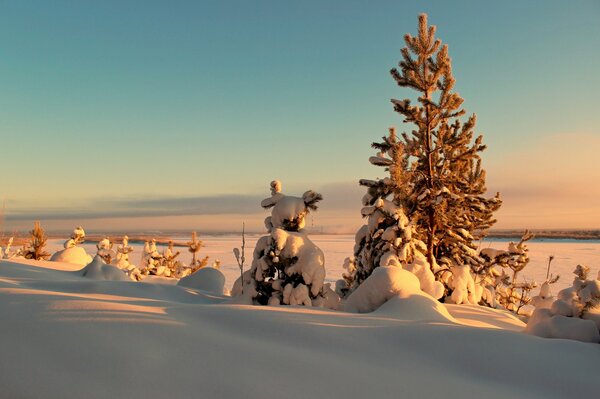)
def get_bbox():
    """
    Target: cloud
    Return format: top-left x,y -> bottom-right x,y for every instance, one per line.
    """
2,182 -> 366,233
6,181 -> 365,221
5,194 -> 264,222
